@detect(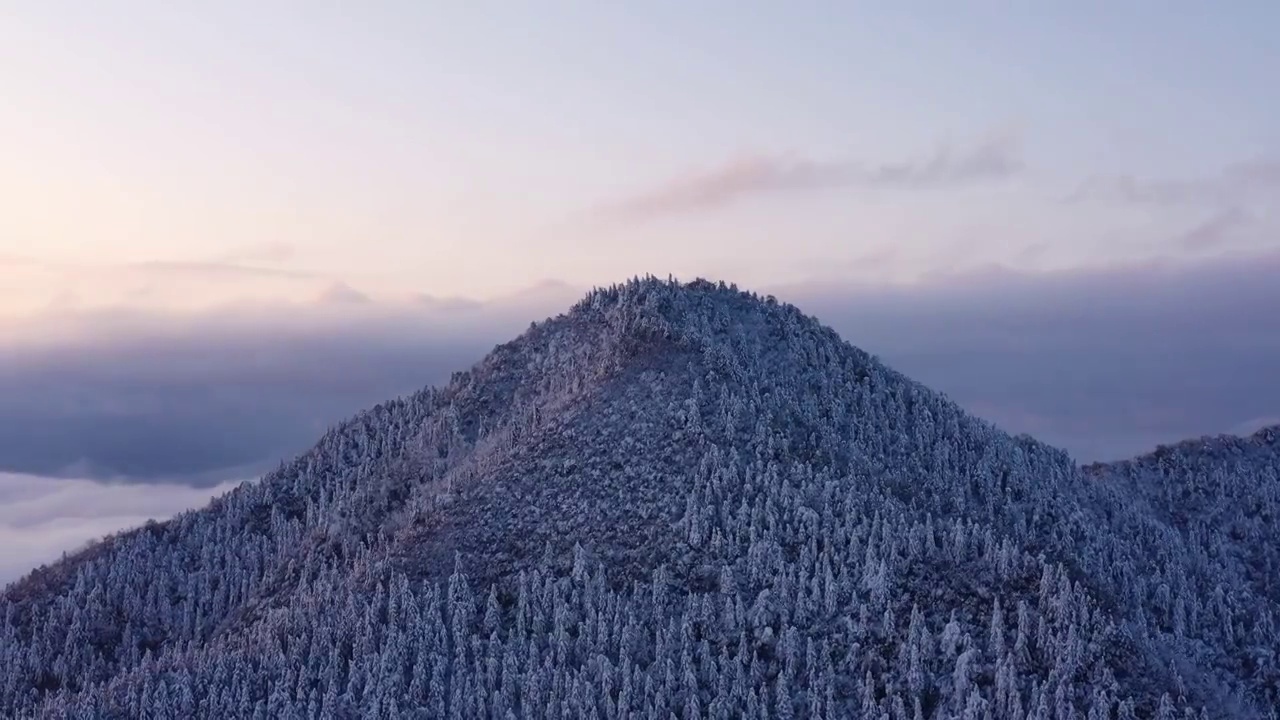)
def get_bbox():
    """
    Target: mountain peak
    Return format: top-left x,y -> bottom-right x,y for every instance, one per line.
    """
2,276 -> 1277,718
